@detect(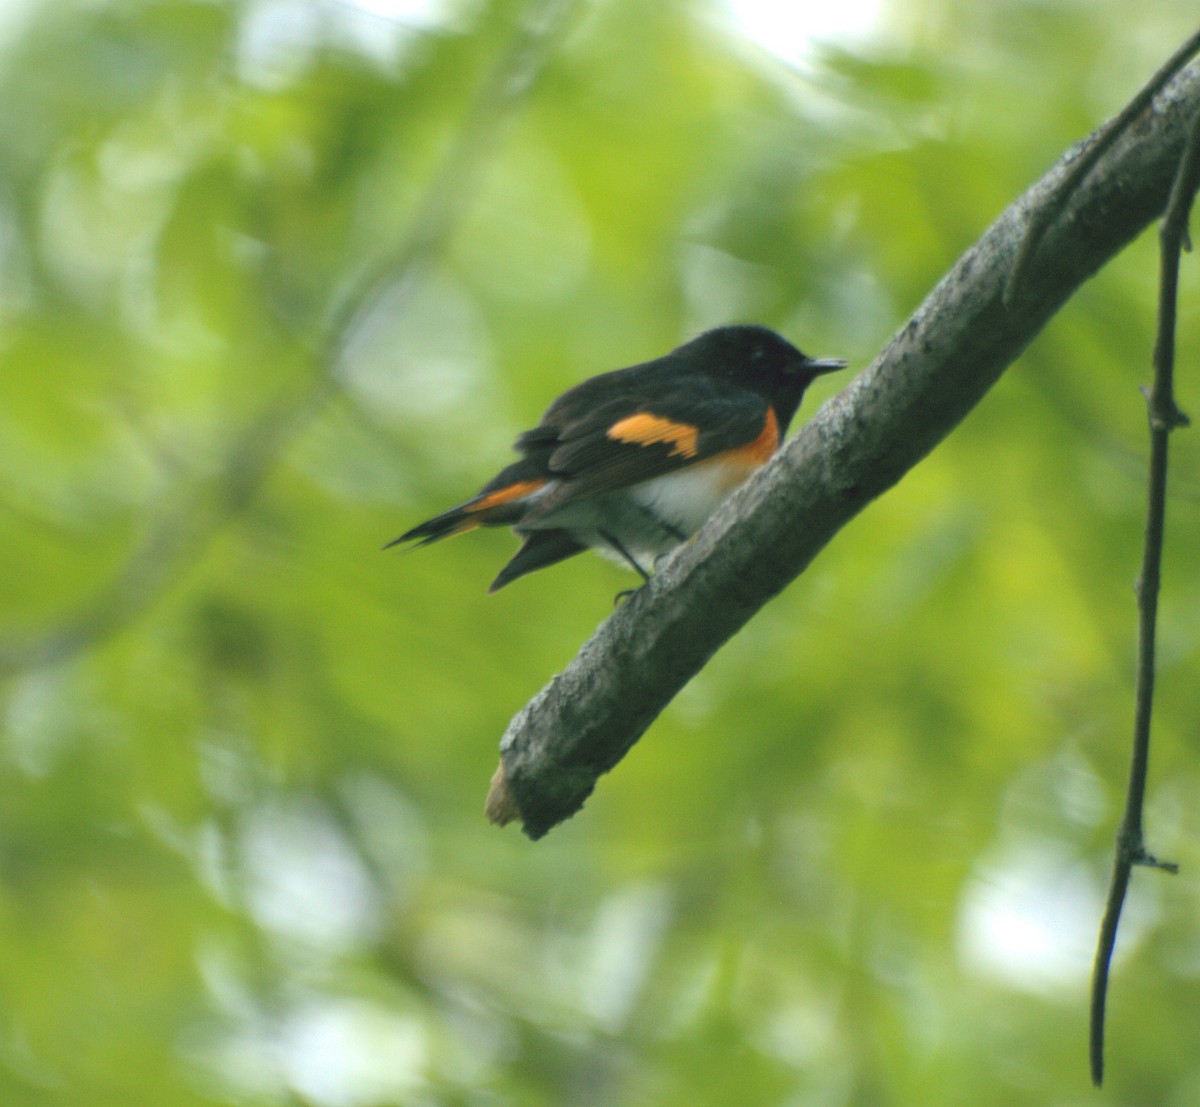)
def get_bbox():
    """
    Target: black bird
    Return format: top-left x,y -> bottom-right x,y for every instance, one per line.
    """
389,325 -> 846,591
